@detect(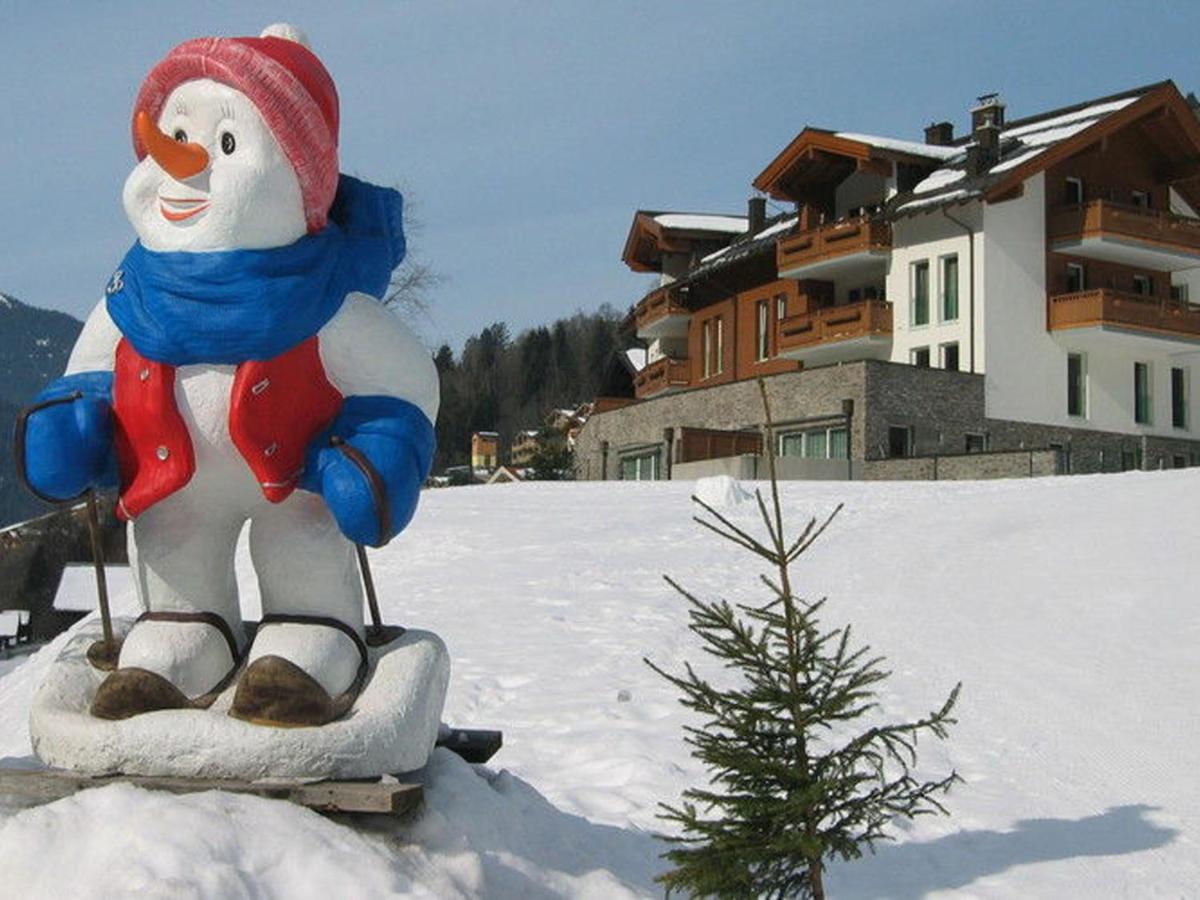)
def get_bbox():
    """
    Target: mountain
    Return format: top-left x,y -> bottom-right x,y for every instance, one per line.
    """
0,293 -> 83,526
